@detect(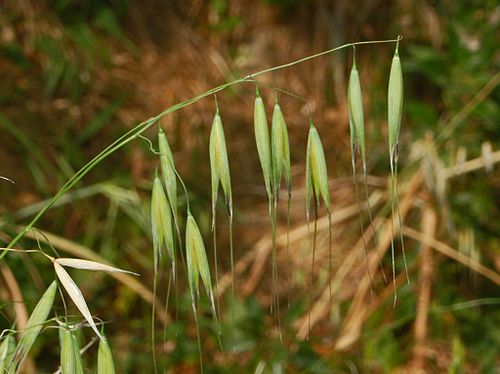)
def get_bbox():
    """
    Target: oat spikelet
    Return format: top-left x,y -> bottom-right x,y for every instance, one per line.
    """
151,174 -> 175,274
186,213 -> 216,316
254,88 -> 273,212
158,128 -> 178,228
60,325 -> 83,374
